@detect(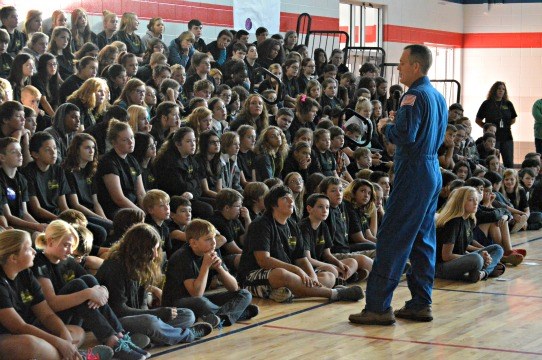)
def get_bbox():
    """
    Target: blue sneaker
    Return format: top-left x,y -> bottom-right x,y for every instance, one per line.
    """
114,337 -> 147,360
122,333 -> 151,358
